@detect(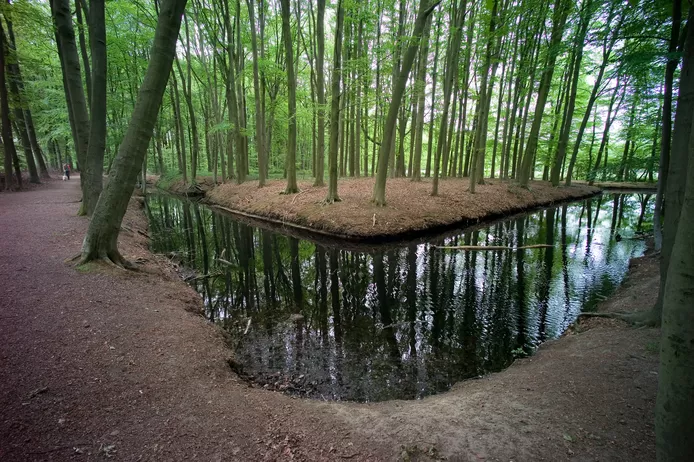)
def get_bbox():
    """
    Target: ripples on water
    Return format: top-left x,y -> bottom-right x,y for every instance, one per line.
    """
146,192 -> 653,402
